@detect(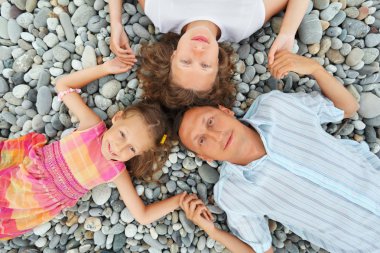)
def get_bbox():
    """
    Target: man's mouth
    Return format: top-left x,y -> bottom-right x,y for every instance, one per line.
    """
224,132 -> 233,150
191,35 -> 209,43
